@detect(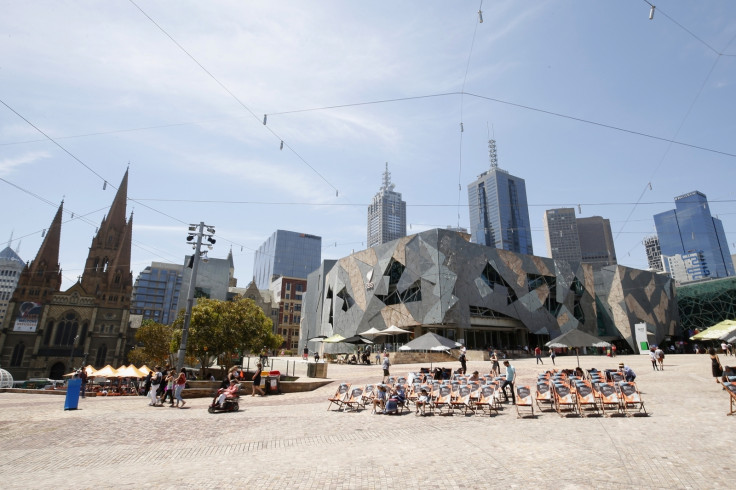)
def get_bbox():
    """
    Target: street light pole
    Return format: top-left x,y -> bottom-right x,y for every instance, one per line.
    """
69,335 -> 80,369
176,222 -> 215,372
